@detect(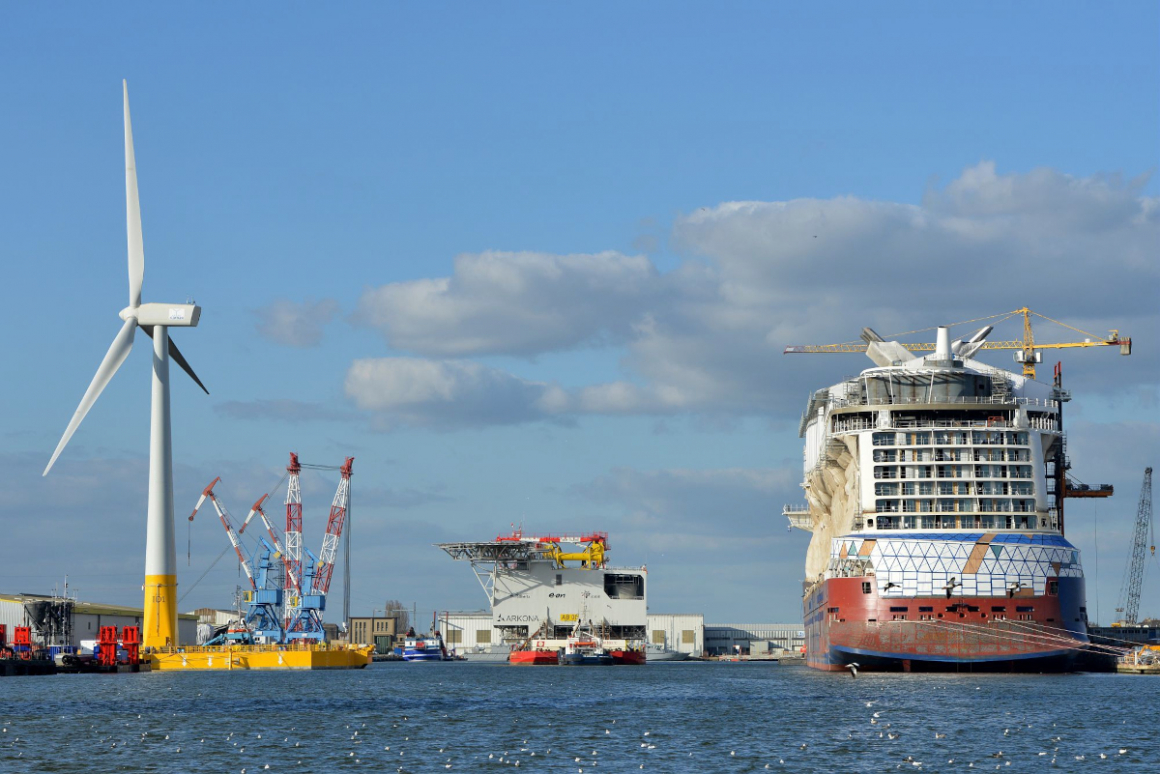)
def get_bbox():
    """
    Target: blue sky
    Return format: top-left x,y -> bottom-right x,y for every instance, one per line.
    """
1,3 -> 1157,624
